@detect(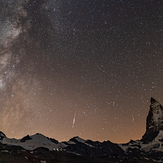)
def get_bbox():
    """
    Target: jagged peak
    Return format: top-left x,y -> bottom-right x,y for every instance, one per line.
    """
20,135 -> 32,142
150,98 -> 163,117
150,97 -> 159,104
142,97 -> 163,143
0,131 -> 6,137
